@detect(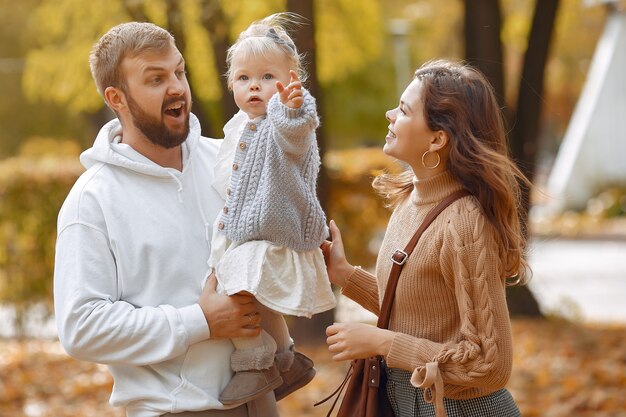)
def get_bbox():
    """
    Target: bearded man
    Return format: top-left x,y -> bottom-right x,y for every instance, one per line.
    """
53,22 -> 279,417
